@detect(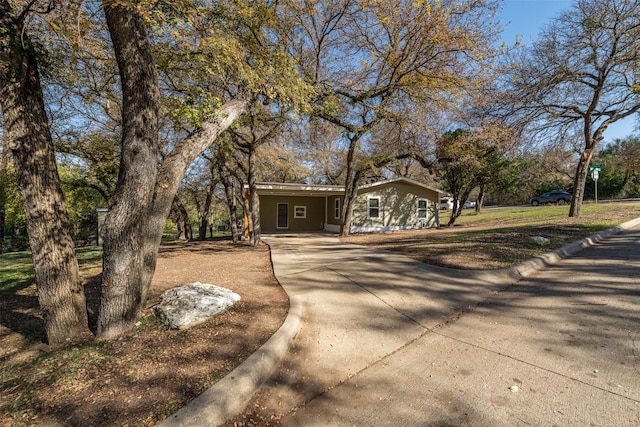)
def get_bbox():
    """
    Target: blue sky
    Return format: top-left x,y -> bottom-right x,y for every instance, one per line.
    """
497,0 -> 637,142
